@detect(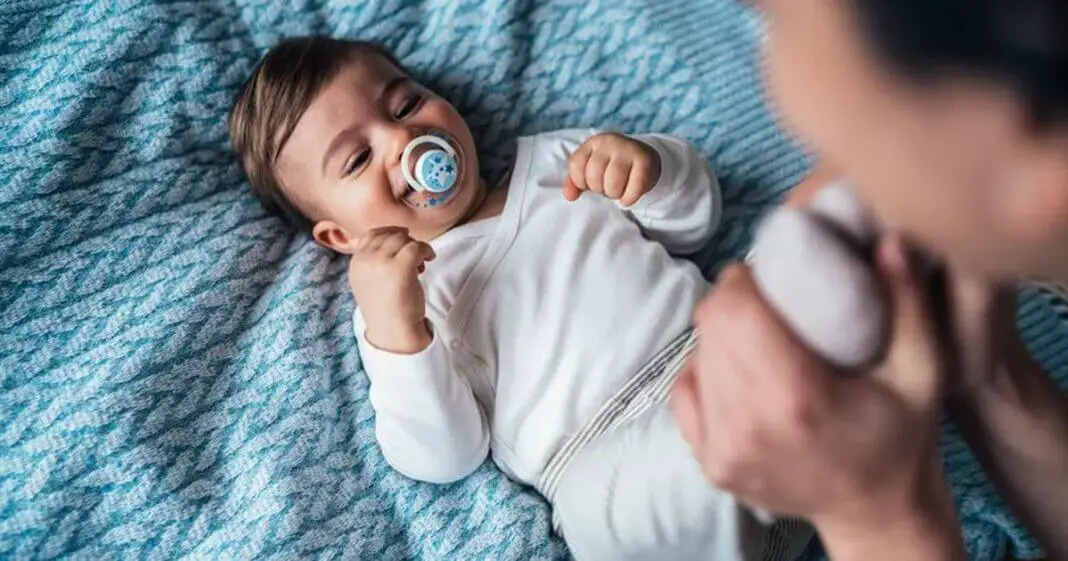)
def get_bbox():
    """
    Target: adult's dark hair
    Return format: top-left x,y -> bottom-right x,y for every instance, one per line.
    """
853,0 -> 1067,125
